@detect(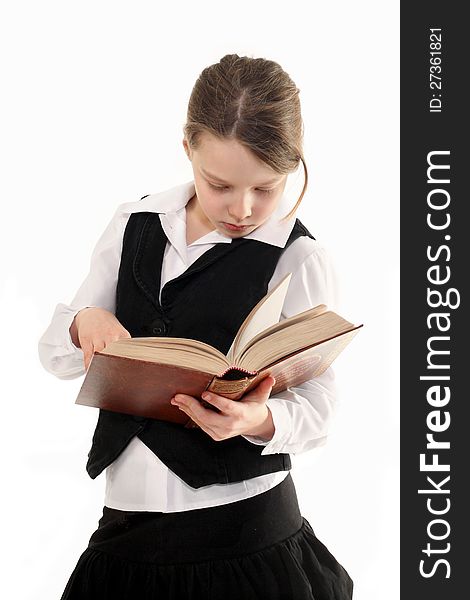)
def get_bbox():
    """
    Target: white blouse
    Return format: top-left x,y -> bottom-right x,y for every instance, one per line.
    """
38,180 -> 339,512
